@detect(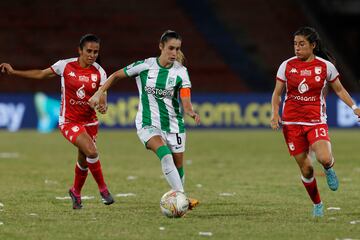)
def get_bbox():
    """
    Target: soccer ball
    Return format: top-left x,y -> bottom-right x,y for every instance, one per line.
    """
160,190 -> 189,218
